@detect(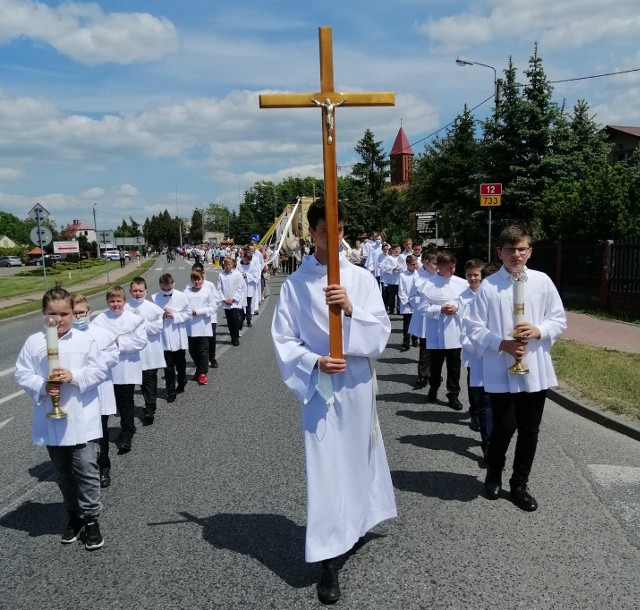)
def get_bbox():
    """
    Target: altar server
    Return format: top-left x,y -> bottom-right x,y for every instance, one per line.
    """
152,274 -> 190,402
467,225 -> 566,512
15,286 -> 109,550
92,285 -> 147,454
126,277 -> 166,426
272,199 -> 396,605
